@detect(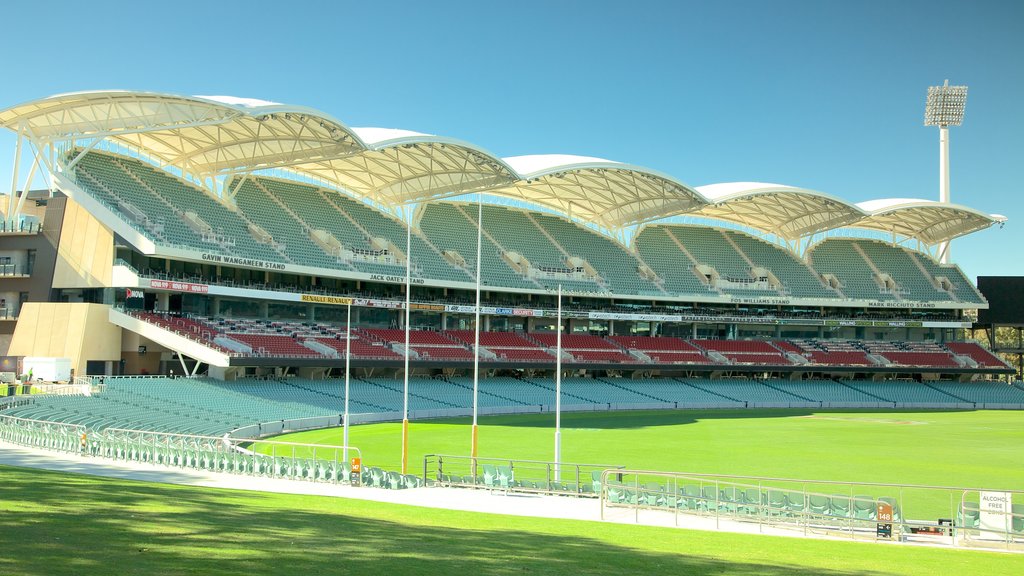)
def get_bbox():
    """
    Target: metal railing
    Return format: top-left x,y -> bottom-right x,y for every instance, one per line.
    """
599,469 -> 1024,551
425,454 -> 624,497
0,414 -> 85,454
0,415 -> 363,486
